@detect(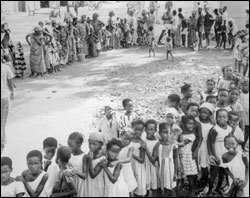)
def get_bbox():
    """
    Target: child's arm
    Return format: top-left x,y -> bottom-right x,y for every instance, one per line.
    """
242,153 -> 249,187
193,123 -> 203,158
23,174 -> 48,197
133,146 -> 145,164
207,128 -> 220,164
144,143 -> 158,165
88,157 -> 104,178
102,163 -> 122,184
